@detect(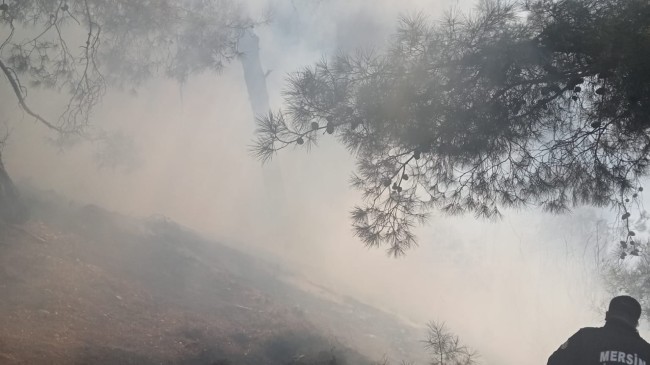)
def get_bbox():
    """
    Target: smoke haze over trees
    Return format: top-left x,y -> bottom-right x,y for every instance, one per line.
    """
0,0 -> 260,222
1,0 -> 256,135
1,0 -> 646,364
